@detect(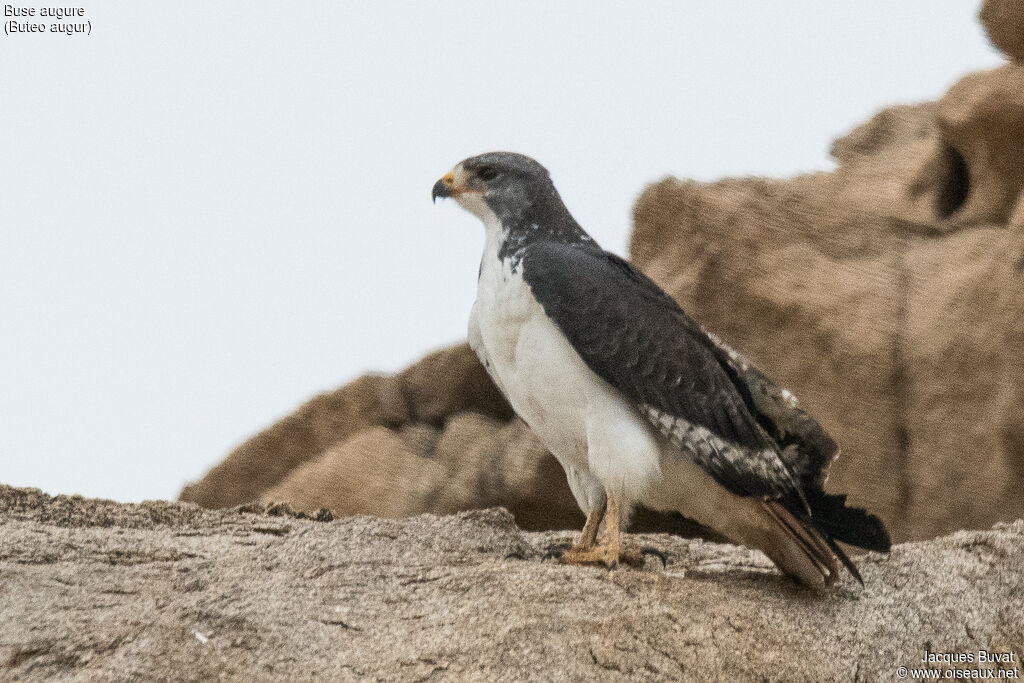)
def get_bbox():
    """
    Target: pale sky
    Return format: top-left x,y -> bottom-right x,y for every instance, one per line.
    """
0,2 -> 1004,502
